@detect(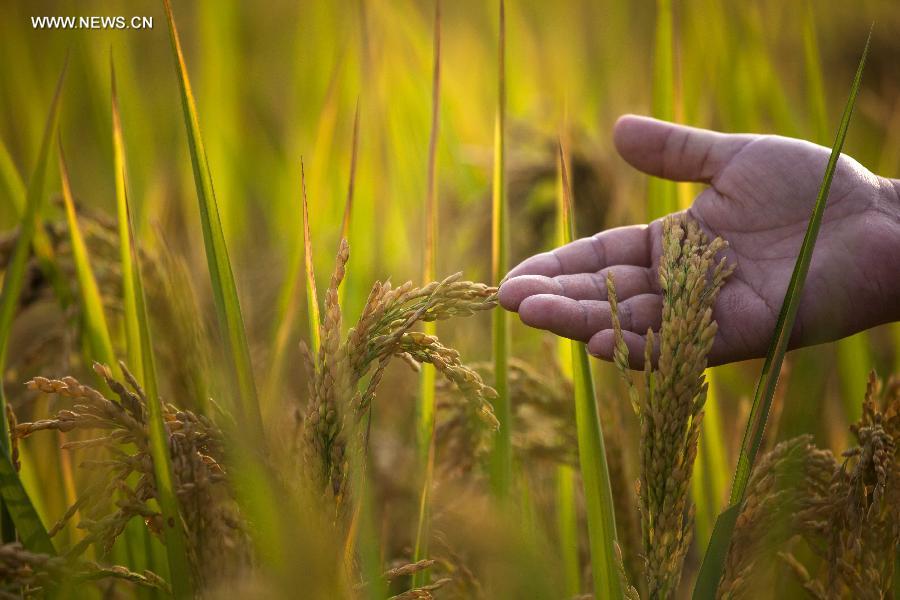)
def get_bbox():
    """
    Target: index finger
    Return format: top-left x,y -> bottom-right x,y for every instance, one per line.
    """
505,224 -> 652,280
